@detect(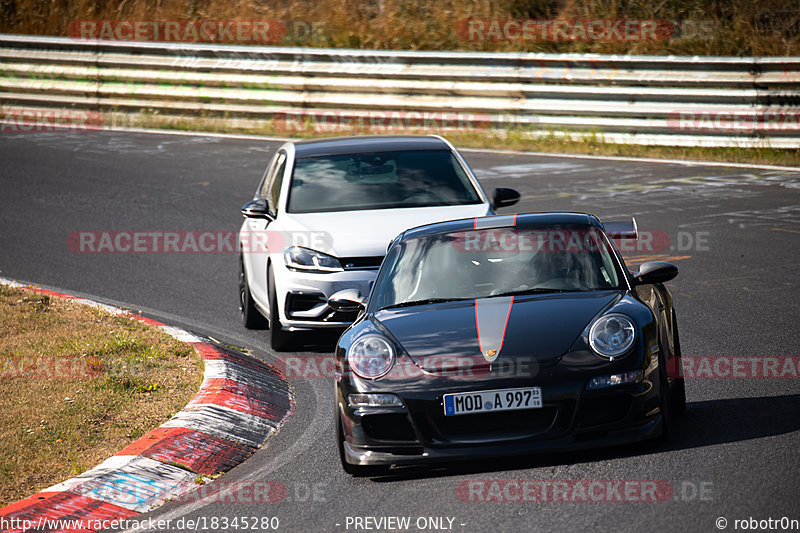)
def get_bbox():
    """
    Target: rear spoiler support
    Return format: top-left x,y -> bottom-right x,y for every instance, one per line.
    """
603,217 -> 638,240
